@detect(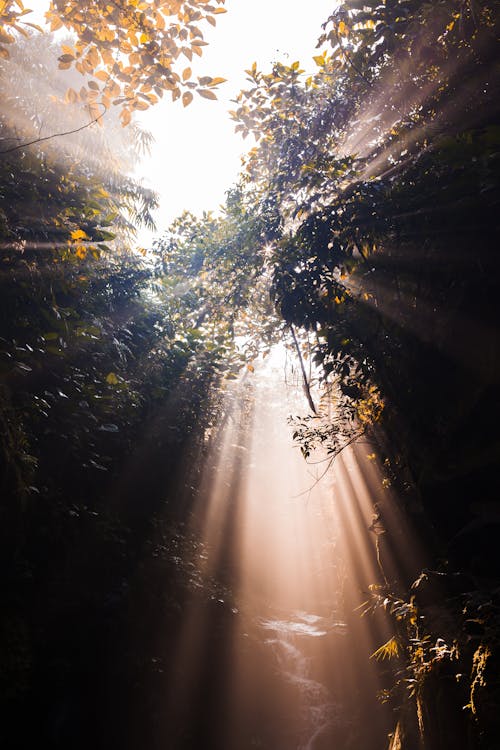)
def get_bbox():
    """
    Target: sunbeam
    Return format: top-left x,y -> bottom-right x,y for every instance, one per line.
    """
156,347 -> 425,749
